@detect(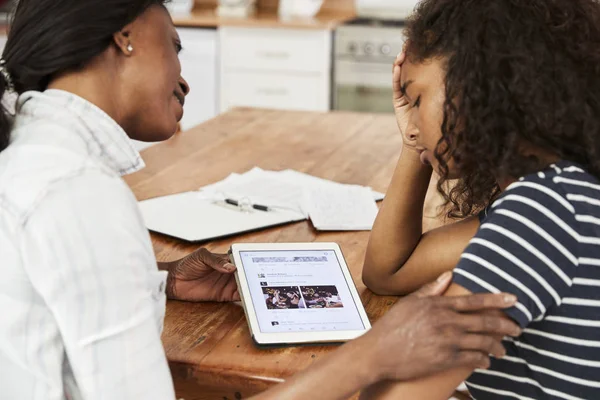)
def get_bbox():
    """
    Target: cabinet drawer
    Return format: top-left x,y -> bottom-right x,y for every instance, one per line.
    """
221,71 -> 329,112
220,27 -> 331,74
